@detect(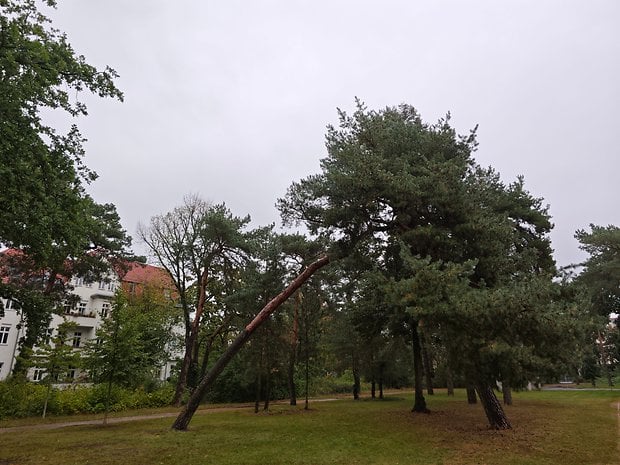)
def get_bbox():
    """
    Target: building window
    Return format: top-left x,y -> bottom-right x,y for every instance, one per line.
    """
98,281 -> 106,290
72,332 -> 82,348
0,326 -> 10,345
106,281 -> 116,291
43,328 -> 54,345
77,301 -> 87,316
66,368 -> 76,380
33,369 -> 46,381
3,299 -> 20,311
100,302 -> 110,318
74,277 -> 84,287
0,362 -> 4,375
